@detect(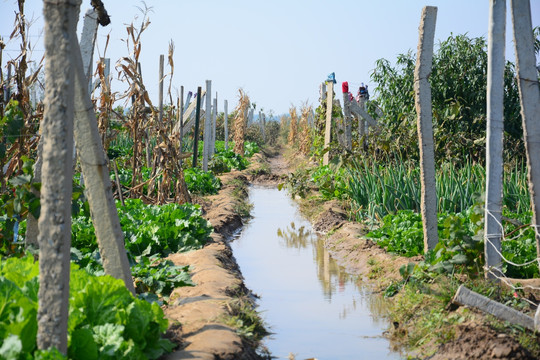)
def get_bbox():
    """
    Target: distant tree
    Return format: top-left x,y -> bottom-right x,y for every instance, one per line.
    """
370,33 -> 523,164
